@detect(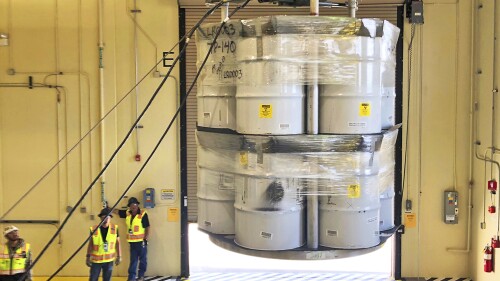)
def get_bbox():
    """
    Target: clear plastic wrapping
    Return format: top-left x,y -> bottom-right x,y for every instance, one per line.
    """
196,20 -> 242,90
195,16 -> 400,248
196,130 -> 383,153
196,128 -> 398,199
195,16 -> 400,87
